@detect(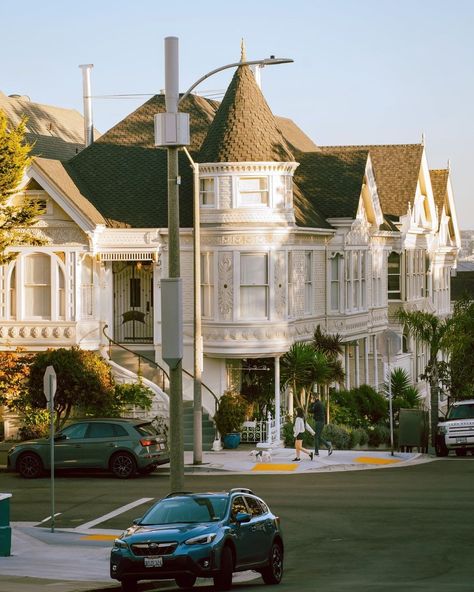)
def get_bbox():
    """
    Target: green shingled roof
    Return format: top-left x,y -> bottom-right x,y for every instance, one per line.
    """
198,64 -> 294,163
295,150 -> 369,219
